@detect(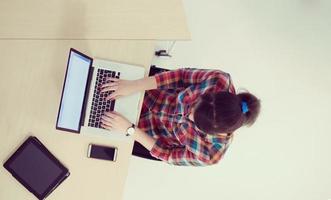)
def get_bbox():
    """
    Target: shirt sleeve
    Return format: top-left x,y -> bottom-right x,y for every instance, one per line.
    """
150,123 -> 230,166
154,68 -> 233,91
